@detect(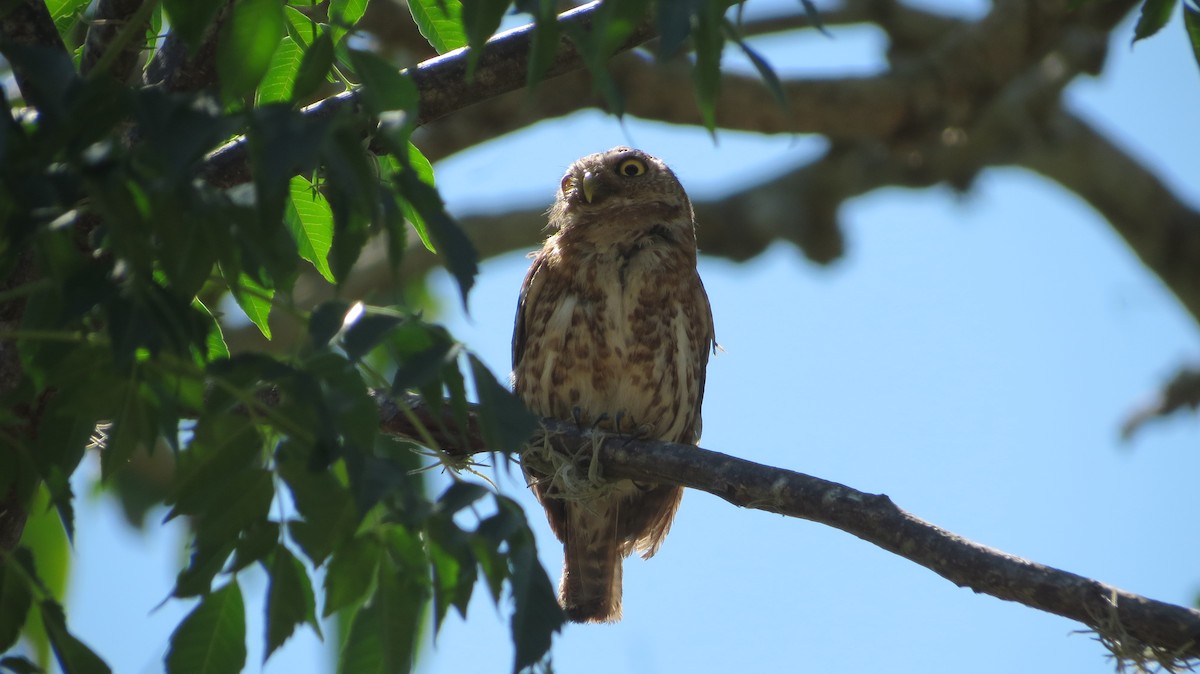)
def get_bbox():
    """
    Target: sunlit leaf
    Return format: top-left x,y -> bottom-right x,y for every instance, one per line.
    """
165,582 -> 246,674
217,0 -> 286,101
45,0 -> 92,42
285,176 -> 336,282
231,273 -> 274,340
330,0 -> 369,32
407,0 -> 468,53
193,298 -> 230,363
257,37 -> 305,105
